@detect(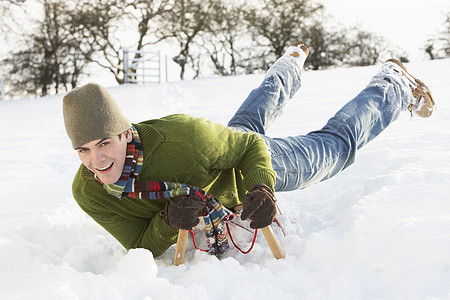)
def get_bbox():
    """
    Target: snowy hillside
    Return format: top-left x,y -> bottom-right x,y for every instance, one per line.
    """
1,59 -> 450,300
